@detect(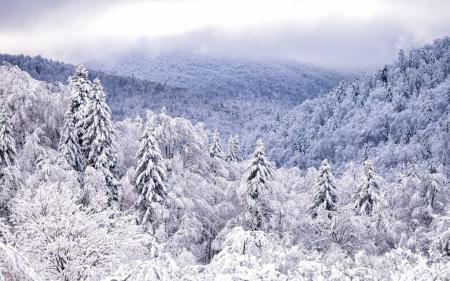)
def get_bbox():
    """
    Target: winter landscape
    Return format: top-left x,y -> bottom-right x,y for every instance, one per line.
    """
1,0 -> 450,280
